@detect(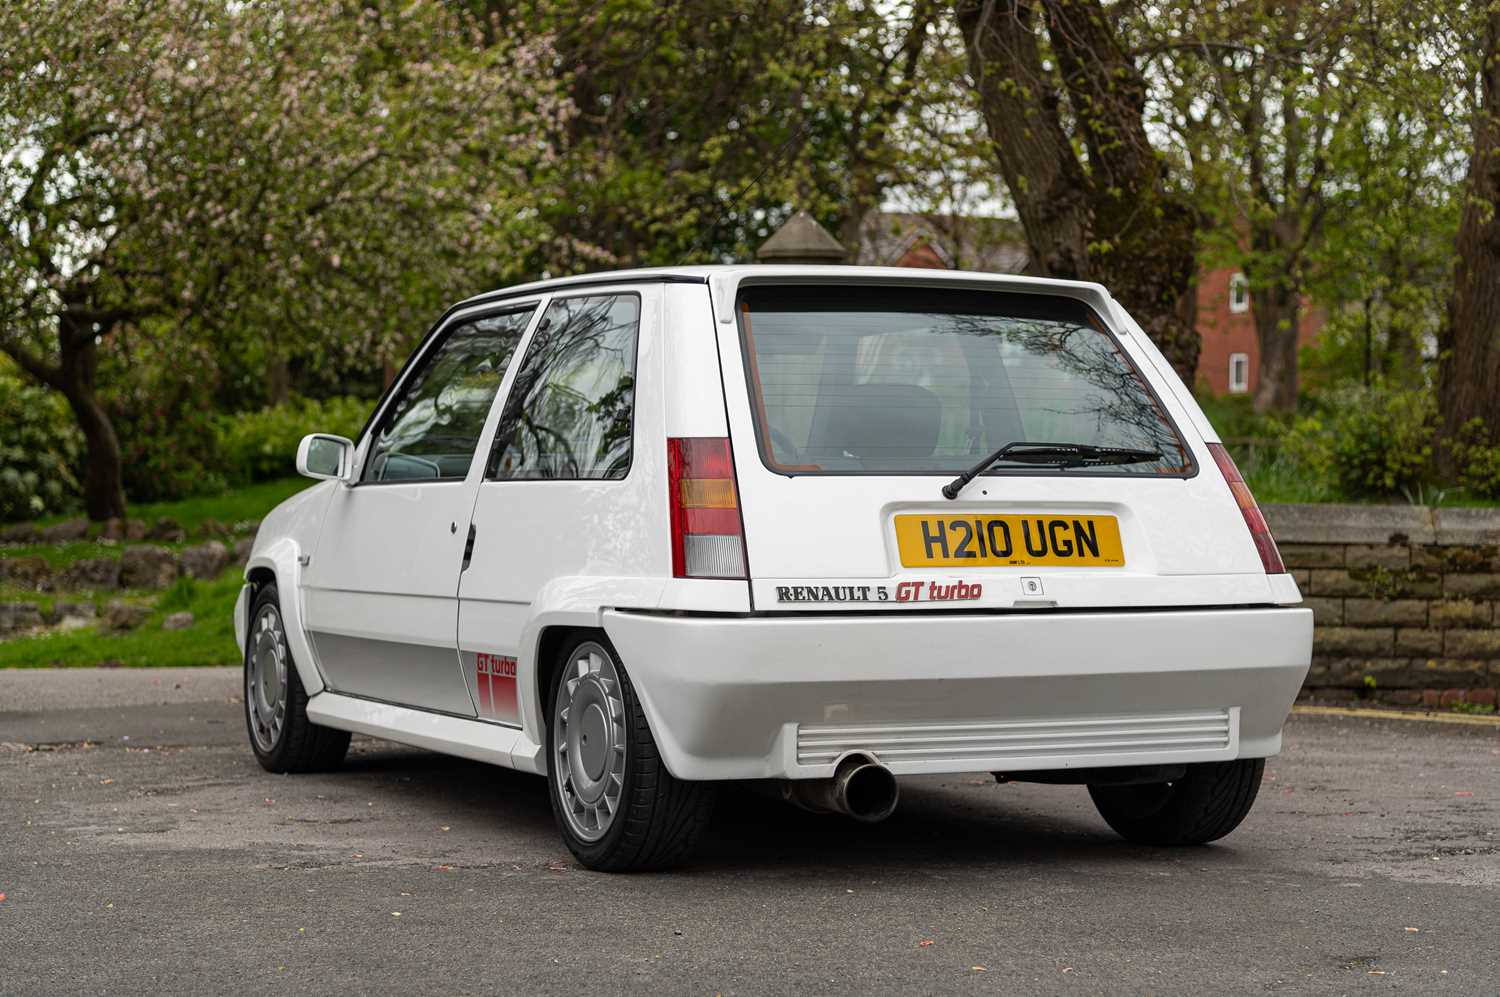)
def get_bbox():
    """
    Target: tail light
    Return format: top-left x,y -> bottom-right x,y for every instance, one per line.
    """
1207,443 -> 1285,574
668,437 -> 747,579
